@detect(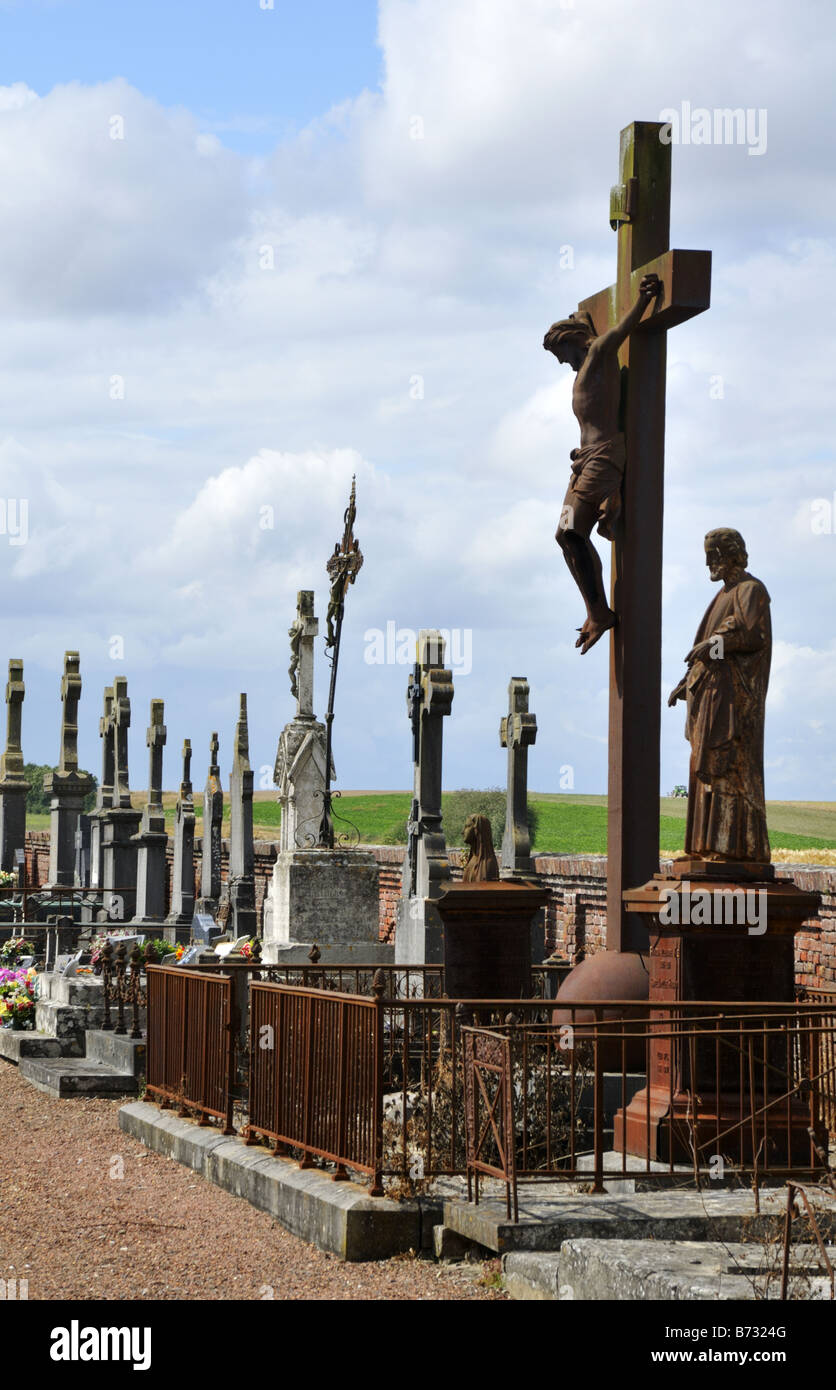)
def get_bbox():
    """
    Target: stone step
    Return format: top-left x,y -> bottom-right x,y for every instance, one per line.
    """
0,1029 -> 65,1063
85,1029 -> 146,1077
504,1239 -> 836,1301
18,1056 -> 140,1098
442,1186 -> 836,1254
